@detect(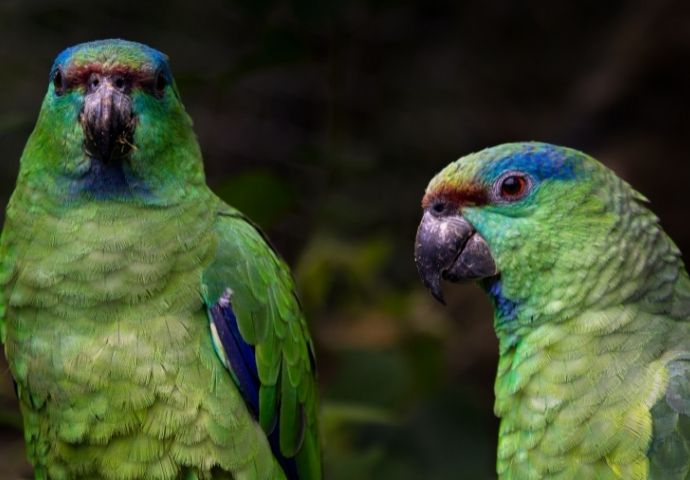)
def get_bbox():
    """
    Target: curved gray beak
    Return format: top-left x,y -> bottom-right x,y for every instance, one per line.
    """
414,211 -> 498,304
80,73 -> 134,162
